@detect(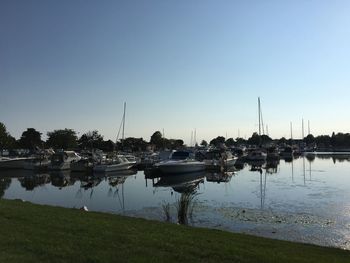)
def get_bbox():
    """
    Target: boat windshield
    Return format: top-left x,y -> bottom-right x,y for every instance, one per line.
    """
171,151 -> 190,160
